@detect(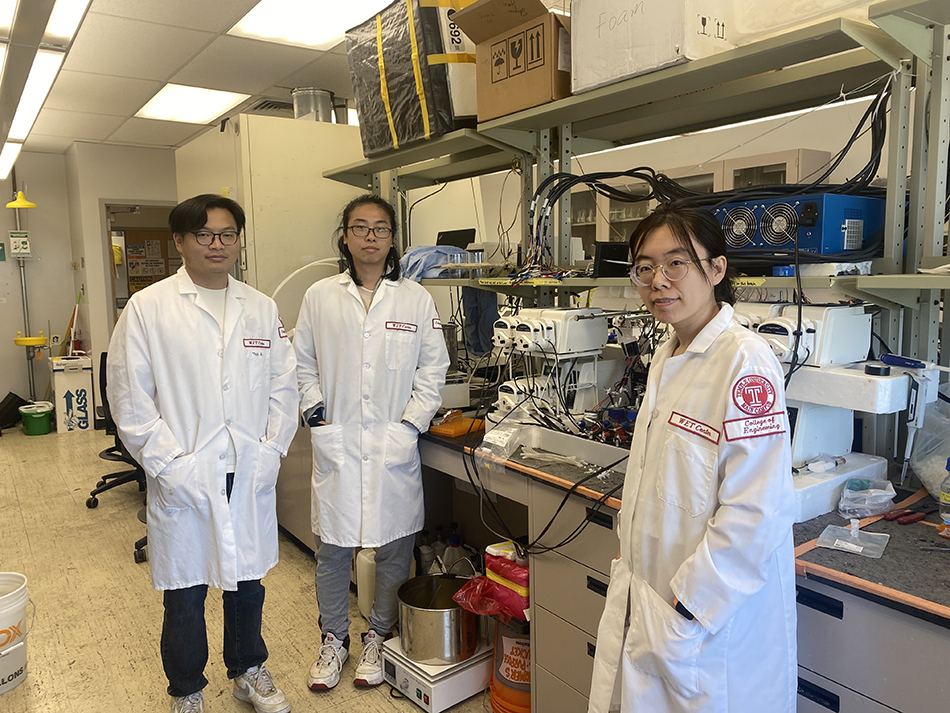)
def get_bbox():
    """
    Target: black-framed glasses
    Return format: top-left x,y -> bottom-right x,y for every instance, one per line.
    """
347,225 -> 392,239
630,257 -> 711,287
190,229 -> 240,246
